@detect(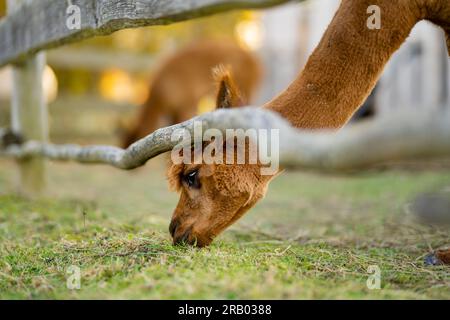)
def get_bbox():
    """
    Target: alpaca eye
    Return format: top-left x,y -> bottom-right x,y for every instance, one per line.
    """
183,170 -> 200,189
